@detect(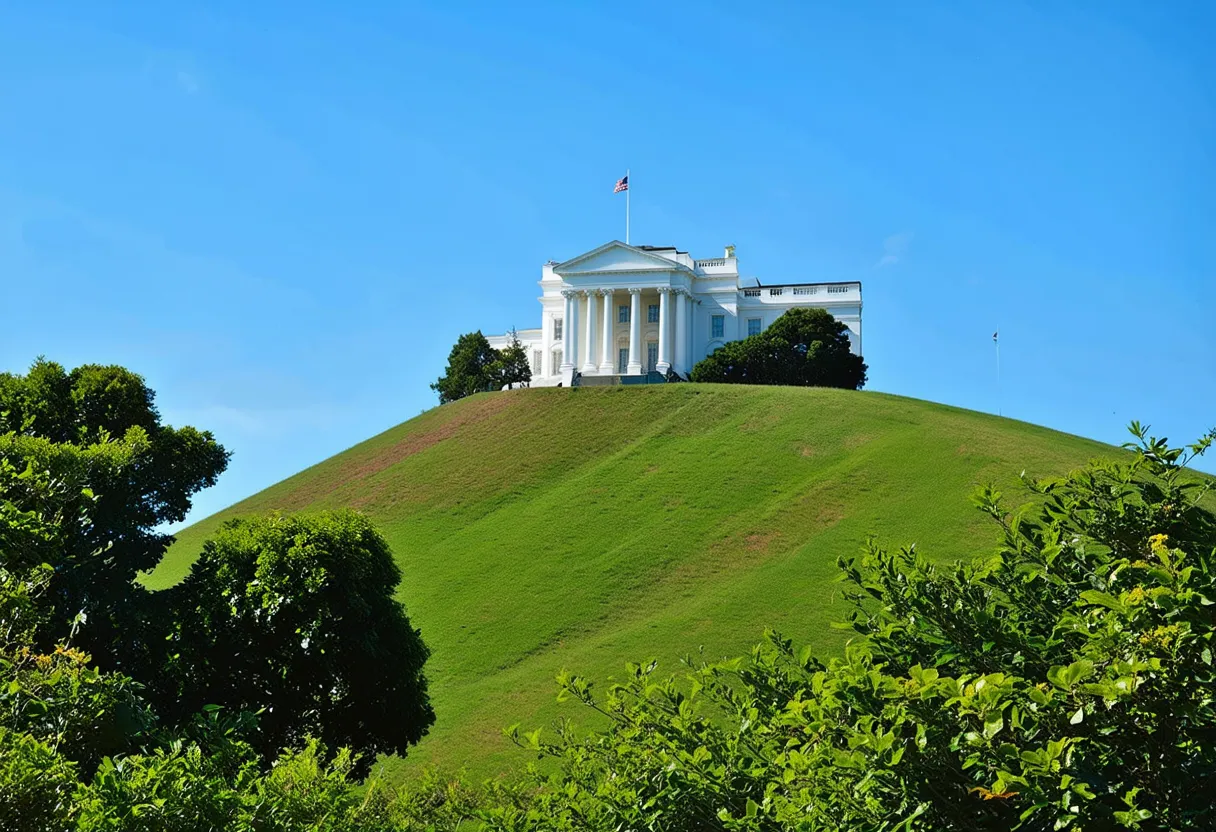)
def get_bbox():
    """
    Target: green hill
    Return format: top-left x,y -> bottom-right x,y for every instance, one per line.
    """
146,385 -> 1122,778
